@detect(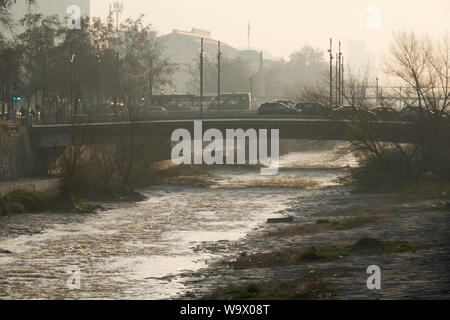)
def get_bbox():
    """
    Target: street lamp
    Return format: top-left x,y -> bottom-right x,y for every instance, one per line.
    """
200,38 -> 204,119
328,38 -> 333,108
338,42 -> 342,106
69,44 -> 76,119
250,77 -> 253,111
96,51 -> 101,106
217,41 -> 222,113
